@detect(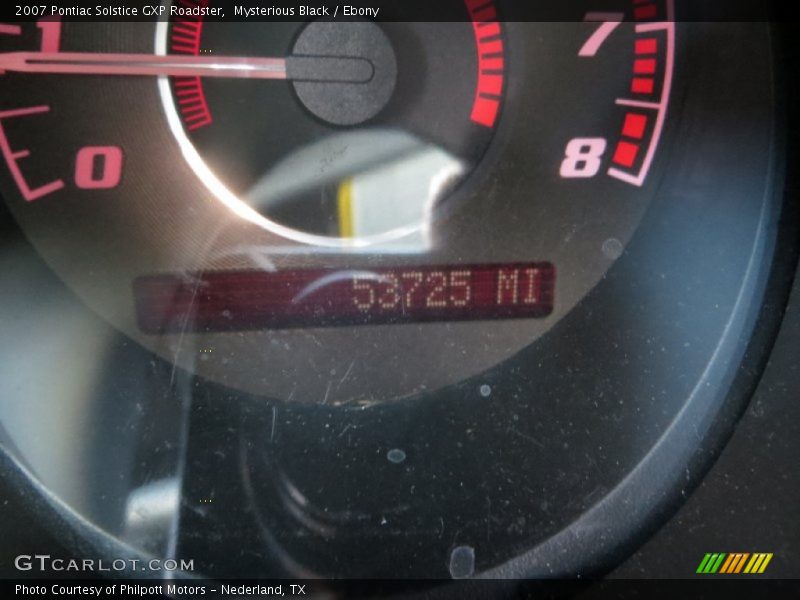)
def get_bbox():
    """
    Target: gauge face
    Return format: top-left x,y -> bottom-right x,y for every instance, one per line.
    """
0,2 -> 789,582
0,5 -> 676,403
